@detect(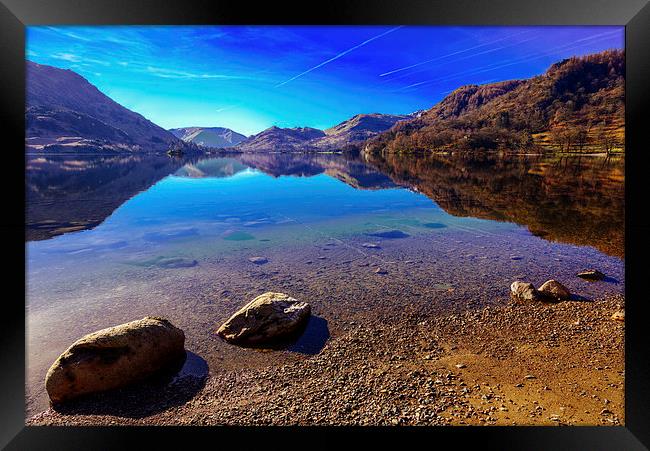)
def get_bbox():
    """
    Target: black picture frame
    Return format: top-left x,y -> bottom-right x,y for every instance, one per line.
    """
1,0 -> 649,448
